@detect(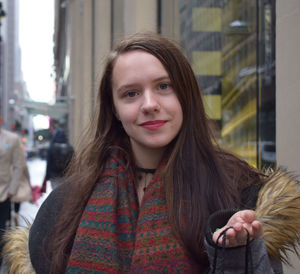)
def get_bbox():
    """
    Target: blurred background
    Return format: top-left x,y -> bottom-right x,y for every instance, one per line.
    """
0,1 -> 299,273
